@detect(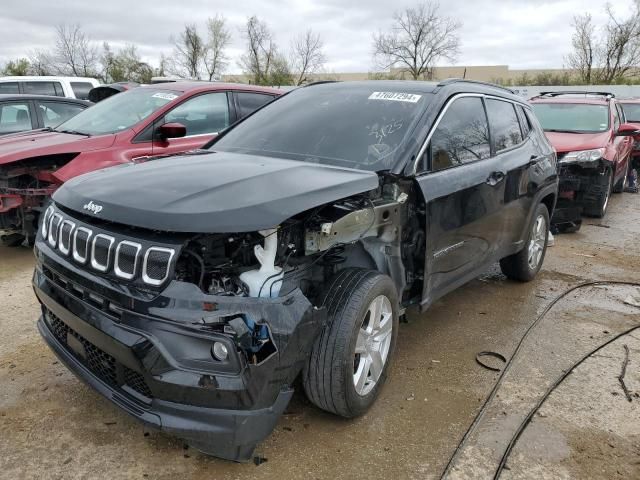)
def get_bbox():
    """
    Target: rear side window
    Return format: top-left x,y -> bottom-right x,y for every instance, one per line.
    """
236,92 -> 275,118
71,82 -> 94,100
38,101 -> 86,128
485,99 -> 523,152
23,81 -> 64,97
165,92 -> 230,136
0,102 -> 32,134
428,96 -> 491,172
516,105 -> 532,137
0,82 -> 19,94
